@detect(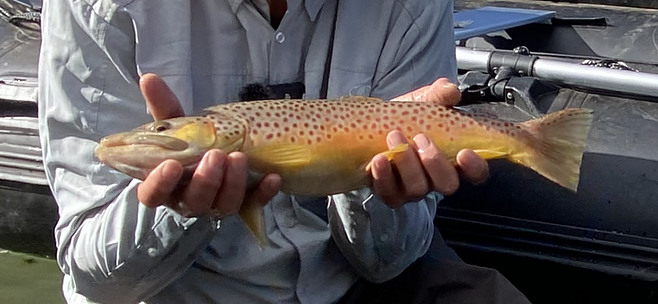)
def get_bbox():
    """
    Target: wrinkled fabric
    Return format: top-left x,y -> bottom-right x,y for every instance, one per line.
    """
38,0 -> 457,303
